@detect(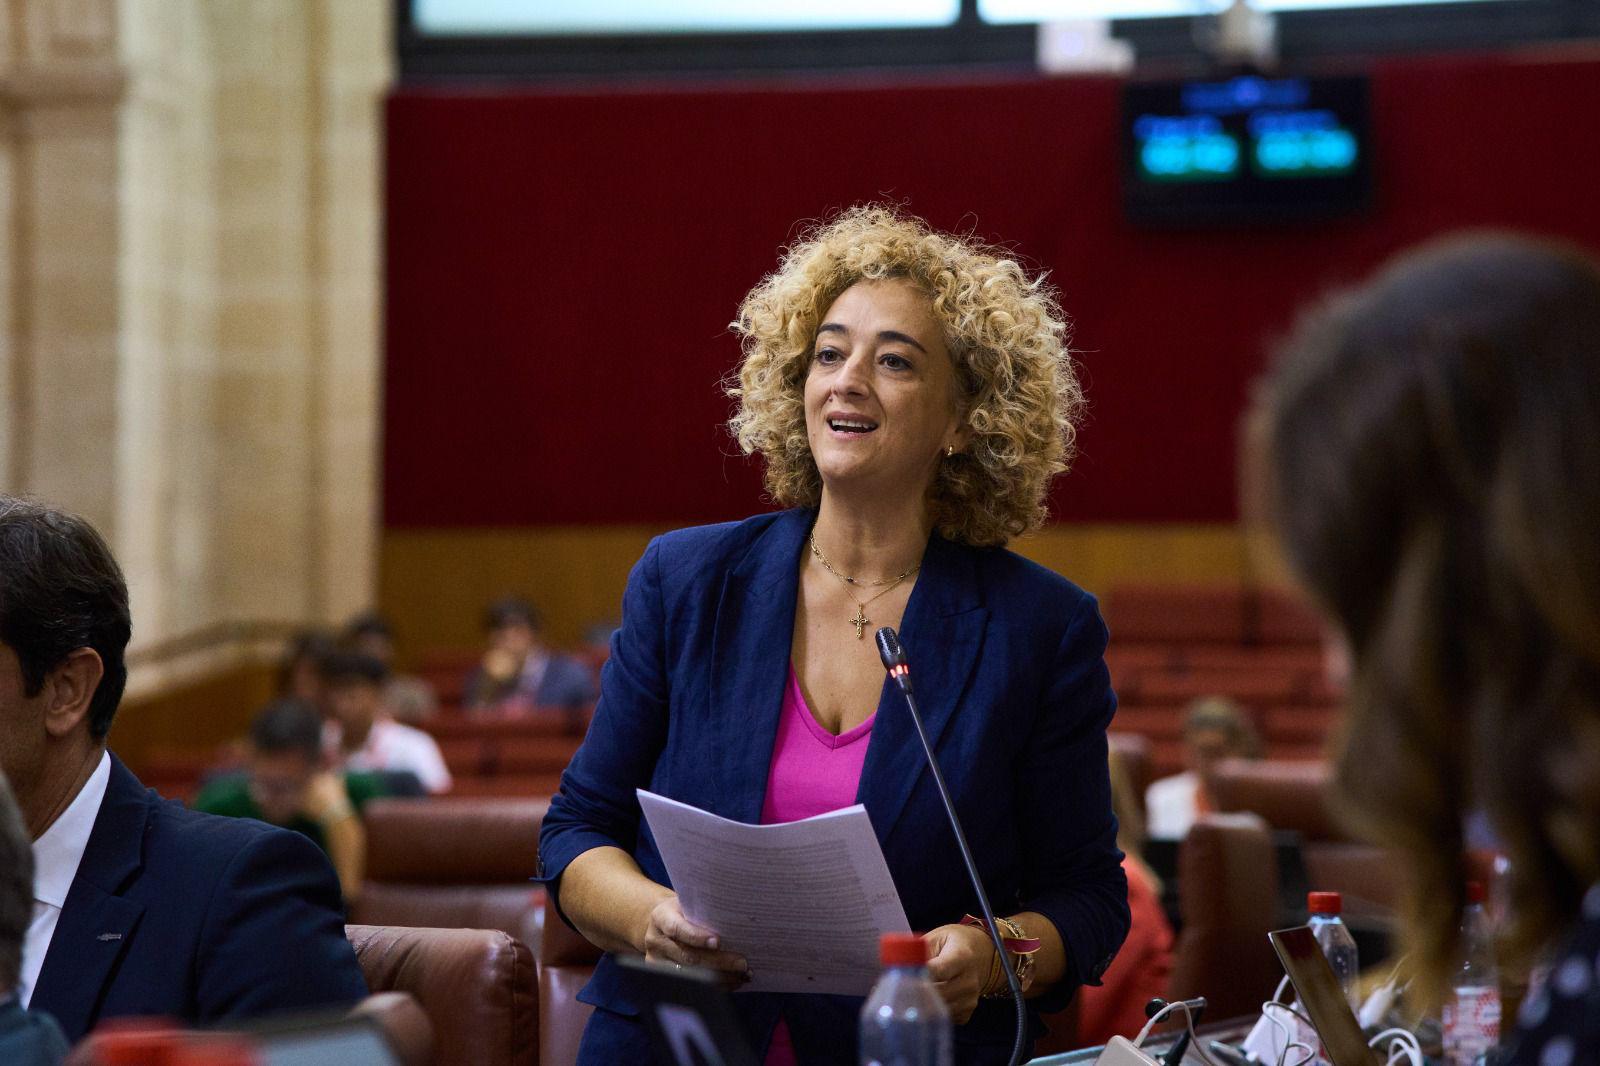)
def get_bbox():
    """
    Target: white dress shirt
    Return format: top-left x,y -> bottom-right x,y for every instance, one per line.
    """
19,751 -> 111,1008
1144,770 -> 1201,841
324,716 -> 453,794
